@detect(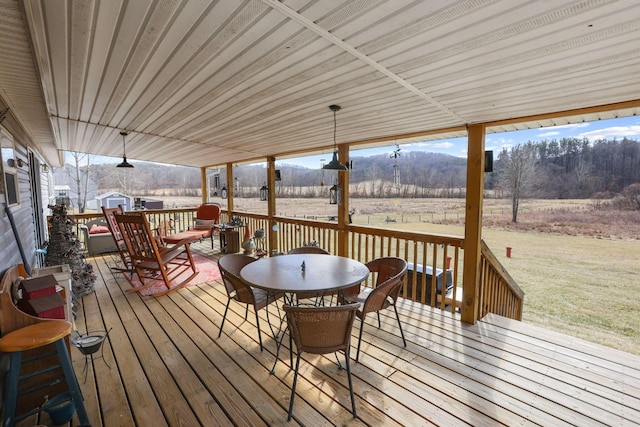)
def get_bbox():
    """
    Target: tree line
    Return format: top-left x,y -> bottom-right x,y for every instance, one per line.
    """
488,137 -> 640,199
490,137 -> 640,221
58,137 -> 639,216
